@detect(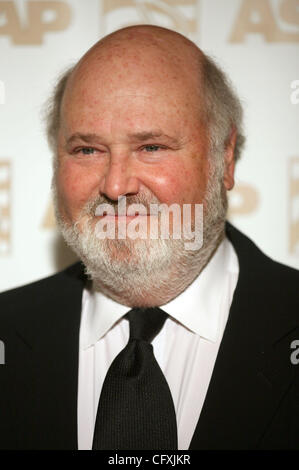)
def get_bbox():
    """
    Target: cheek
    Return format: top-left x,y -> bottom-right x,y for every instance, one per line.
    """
56,160 -> 102,216
150,161 -> 207,206
182,154 -> 210,203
